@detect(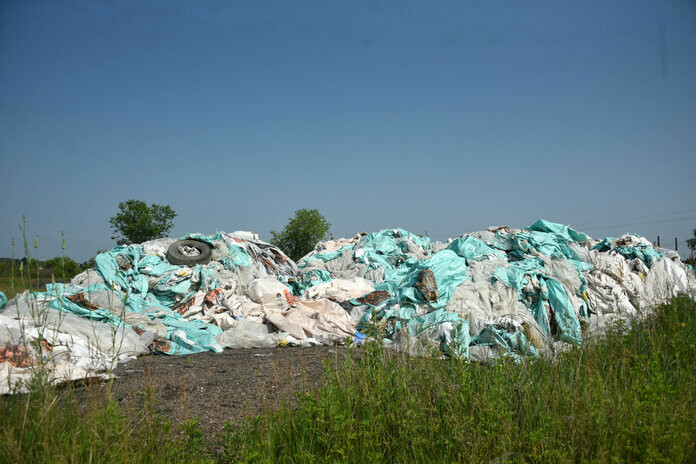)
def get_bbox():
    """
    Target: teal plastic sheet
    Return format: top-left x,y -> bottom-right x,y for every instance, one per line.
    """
299,269 -> 331,289
591,236 -> 662,267
94,246 -> 150,297
221,244 -> 252,269
492,263 -> 583,344
447,236 -> 505,261
178,232 -> 224,246
341,221 -> 607,357
362,233 -> 399,256
281,269 -> 332,295
157,316 -> 222,355
492,258 -> 544,292
395,250 -> 469,309
528,219 -> 588,243
366,250 -> 469,309
531,297 -> 551,340
45,283 -> 222,356
0,291 -> 7,310
544,277 -> 582,345
590,237 -> 614,252
94,245 -> 226,308
355,229 -> 430,272
305,245 -> 353,264
407,310 -> 471,358
472,325 -> 538,358
613,245 -> 661,267
43,283 -> 126,326
37,281 -> 223,357
372,303 -> 471,358
509,231 -> 593,273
